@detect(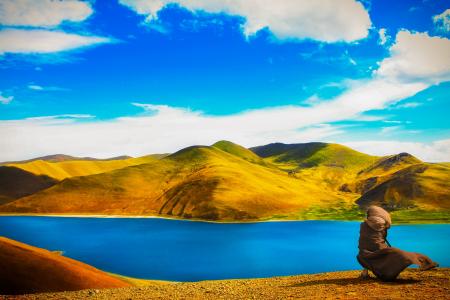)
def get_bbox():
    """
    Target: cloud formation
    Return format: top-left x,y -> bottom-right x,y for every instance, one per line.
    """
433,9 -> 450,33
378,28 -> 388,45
1,30 -> 449,162
376,31 -> 450,83
0,0 -> 112,56
0,92 -> 13,104
119,0 -> 371,42
0,29 -> 113,55
0,0 -> 92,27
